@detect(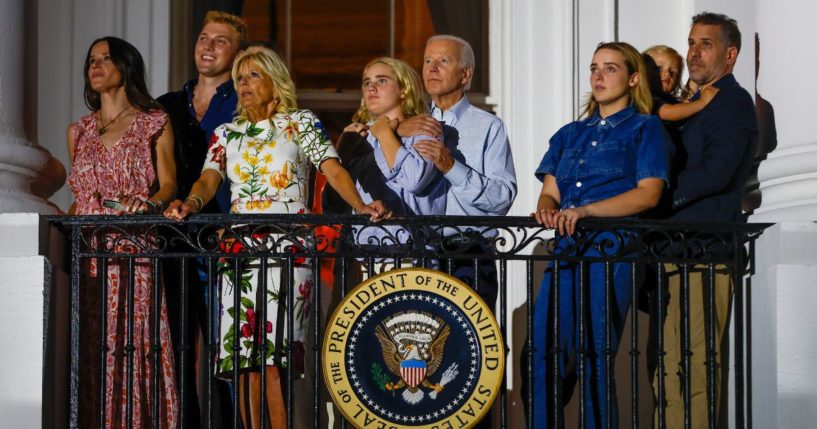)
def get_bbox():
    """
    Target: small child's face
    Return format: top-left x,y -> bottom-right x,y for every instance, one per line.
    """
649,52 -> 682,94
